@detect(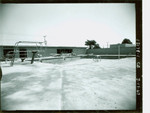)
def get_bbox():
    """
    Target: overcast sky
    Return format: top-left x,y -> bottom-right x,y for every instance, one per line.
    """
0,3 -> 135,47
